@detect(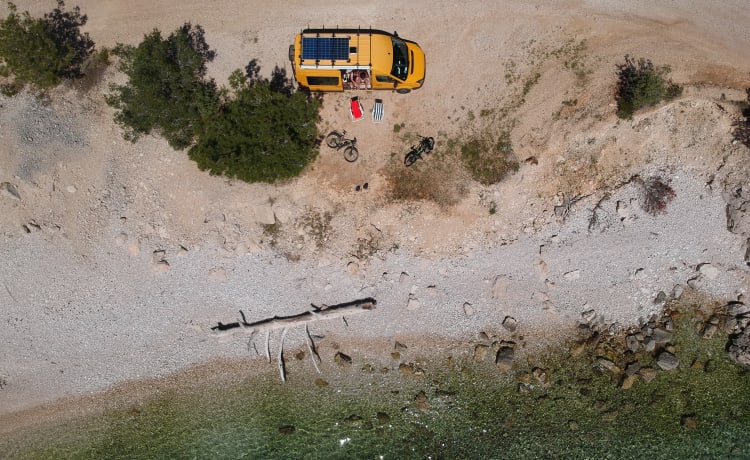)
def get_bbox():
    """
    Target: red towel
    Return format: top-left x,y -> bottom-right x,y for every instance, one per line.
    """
350,99 -> 362,119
